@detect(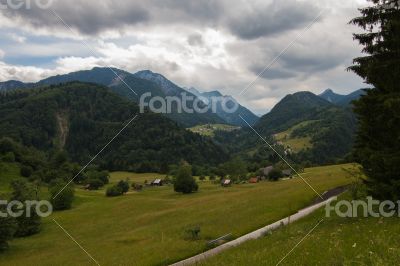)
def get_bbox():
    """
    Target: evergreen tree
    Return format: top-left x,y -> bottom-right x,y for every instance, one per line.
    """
349,0 -> 400,200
